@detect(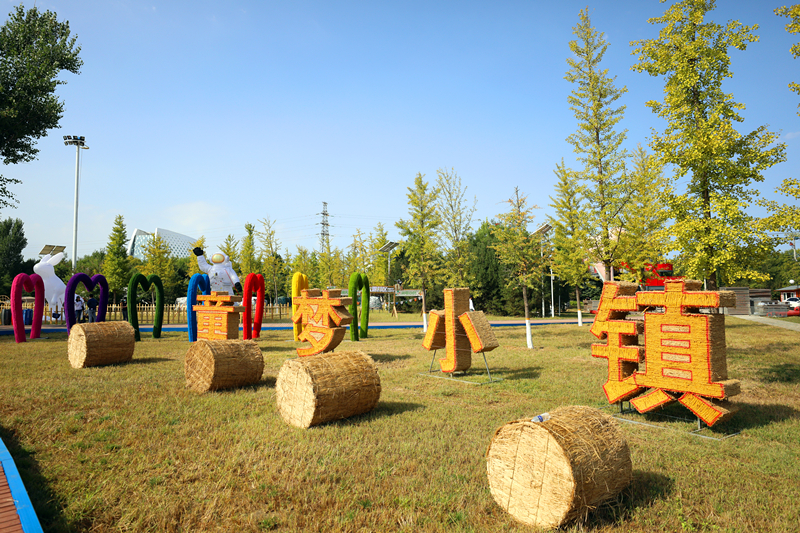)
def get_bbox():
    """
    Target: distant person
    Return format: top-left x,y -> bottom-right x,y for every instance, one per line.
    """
75,295 -> 85,323
120,297 -> 128,321
87,294 -> 98,322
469,298 -> 475,312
